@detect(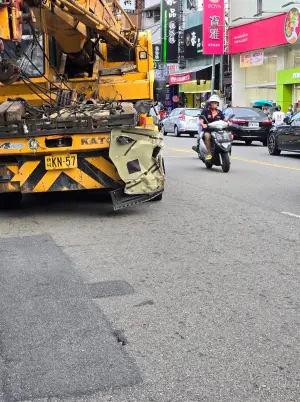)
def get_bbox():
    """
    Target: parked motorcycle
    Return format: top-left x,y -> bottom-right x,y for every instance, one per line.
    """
197,117 -> 237,173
